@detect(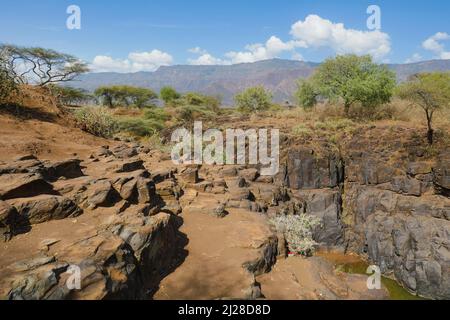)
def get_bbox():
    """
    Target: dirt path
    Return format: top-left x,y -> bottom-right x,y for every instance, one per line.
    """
152,203 -> 274,300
